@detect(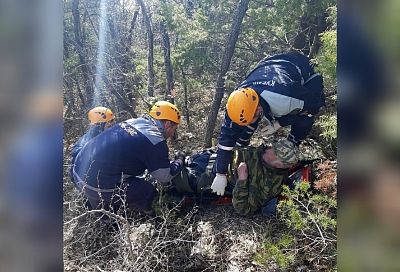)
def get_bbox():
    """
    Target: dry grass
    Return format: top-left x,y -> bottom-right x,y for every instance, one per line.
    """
314,160 -> 337,198
64,186 -> 281,271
